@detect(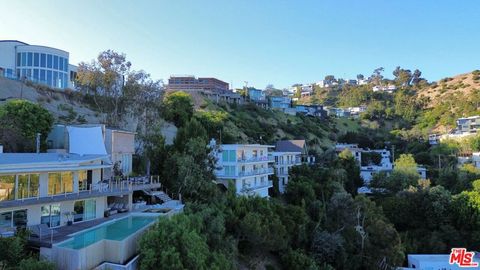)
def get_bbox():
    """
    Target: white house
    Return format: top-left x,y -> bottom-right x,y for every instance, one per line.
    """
47,125 -> 136,178
271,150 -> 301,194
360,149 -> 393,183
211,140 -> 274,198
